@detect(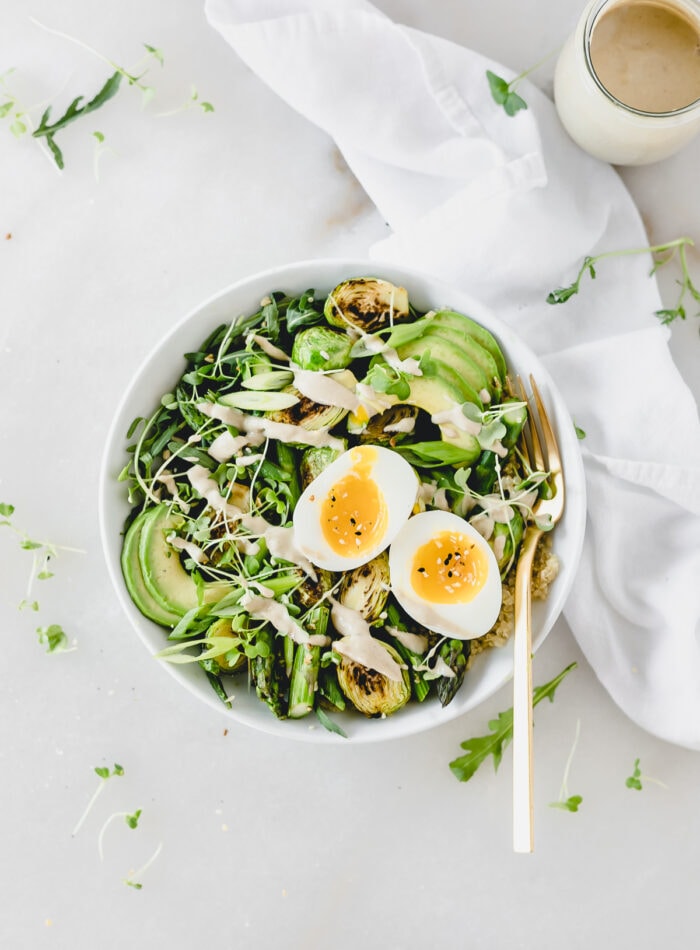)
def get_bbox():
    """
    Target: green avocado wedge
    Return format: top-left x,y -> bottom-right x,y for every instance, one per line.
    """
430,310 -> 508,384
120,509 -> 181,627
394,376 -> 481,462
421,325 -> 504,400
138,505 -> 229,617
396,333 -> 491,403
